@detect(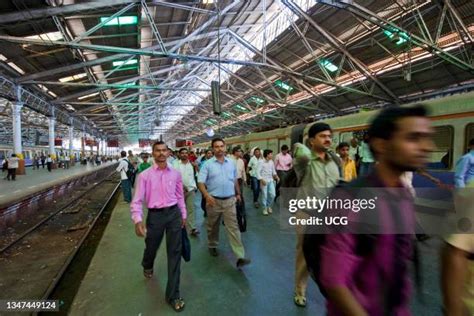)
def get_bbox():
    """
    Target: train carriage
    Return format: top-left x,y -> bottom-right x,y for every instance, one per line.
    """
194,91 -> 474,186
